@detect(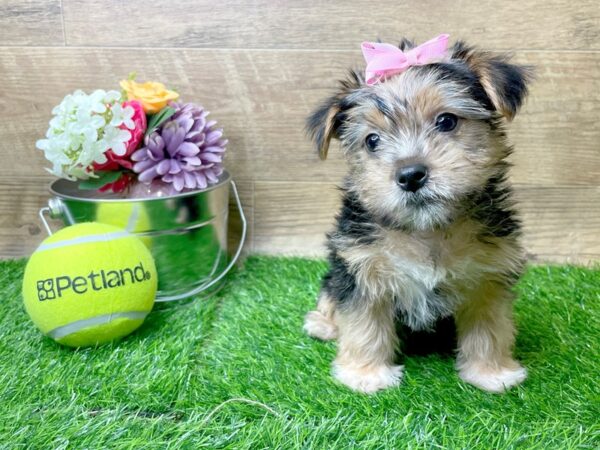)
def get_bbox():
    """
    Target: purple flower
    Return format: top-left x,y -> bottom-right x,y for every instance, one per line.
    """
131,102 -> 227,192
